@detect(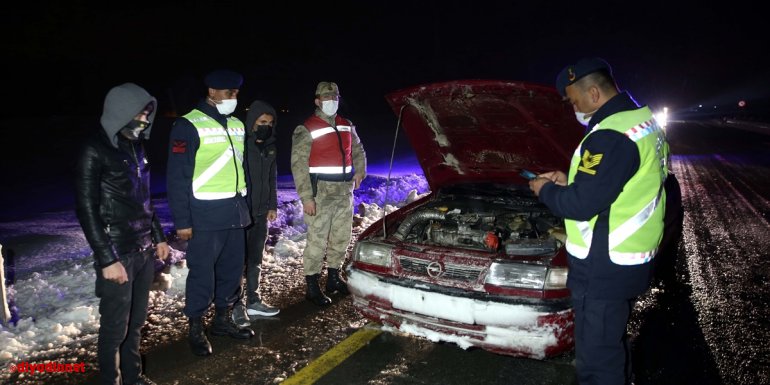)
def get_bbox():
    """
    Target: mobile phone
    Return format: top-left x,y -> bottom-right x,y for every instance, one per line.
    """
520,169 -> 537,180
